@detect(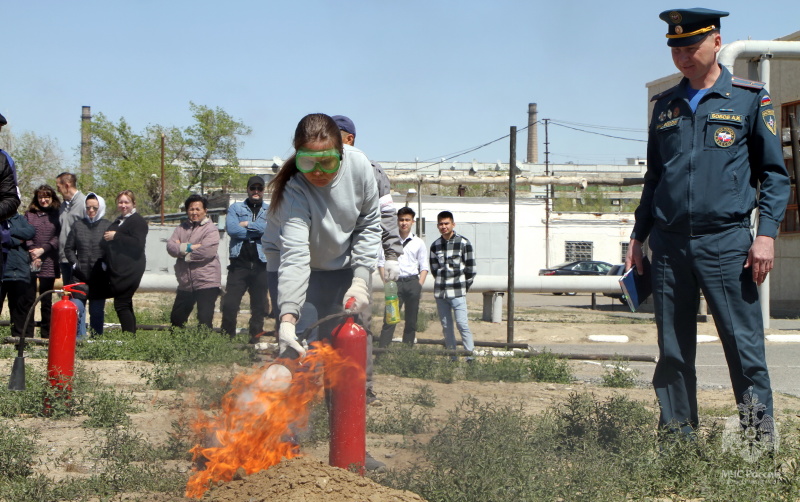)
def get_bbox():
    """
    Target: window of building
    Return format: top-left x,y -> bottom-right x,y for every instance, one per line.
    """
620,242 -> 629,263
565,241 -> 593,262
780,100 -> 800,234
